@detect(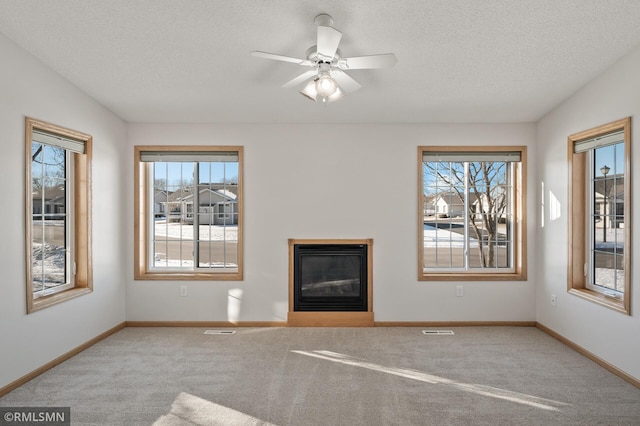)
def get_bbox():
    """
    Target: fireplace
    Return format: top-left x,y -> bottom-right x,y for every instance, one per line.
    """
288,239 -> 373,326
